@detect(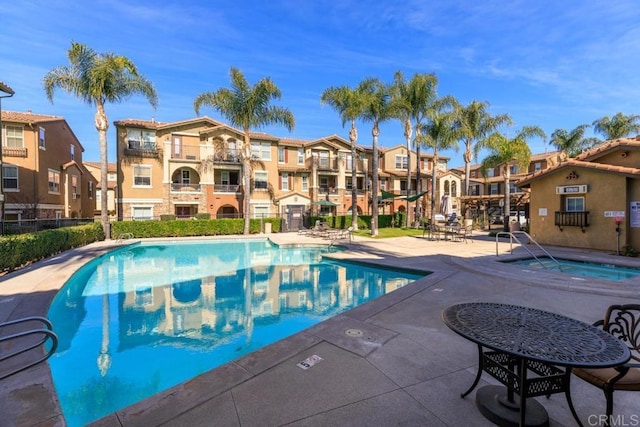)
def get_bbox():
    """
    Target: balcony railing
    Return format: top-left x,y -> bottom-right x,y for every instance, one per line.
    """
318,186 -> 338,194
2,147 -> 28,158
214,184 -> 241,193
555,211 -> 589,232
170,183 -> 201,193
213,151 -> 240,163
124,141 -> 159,158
